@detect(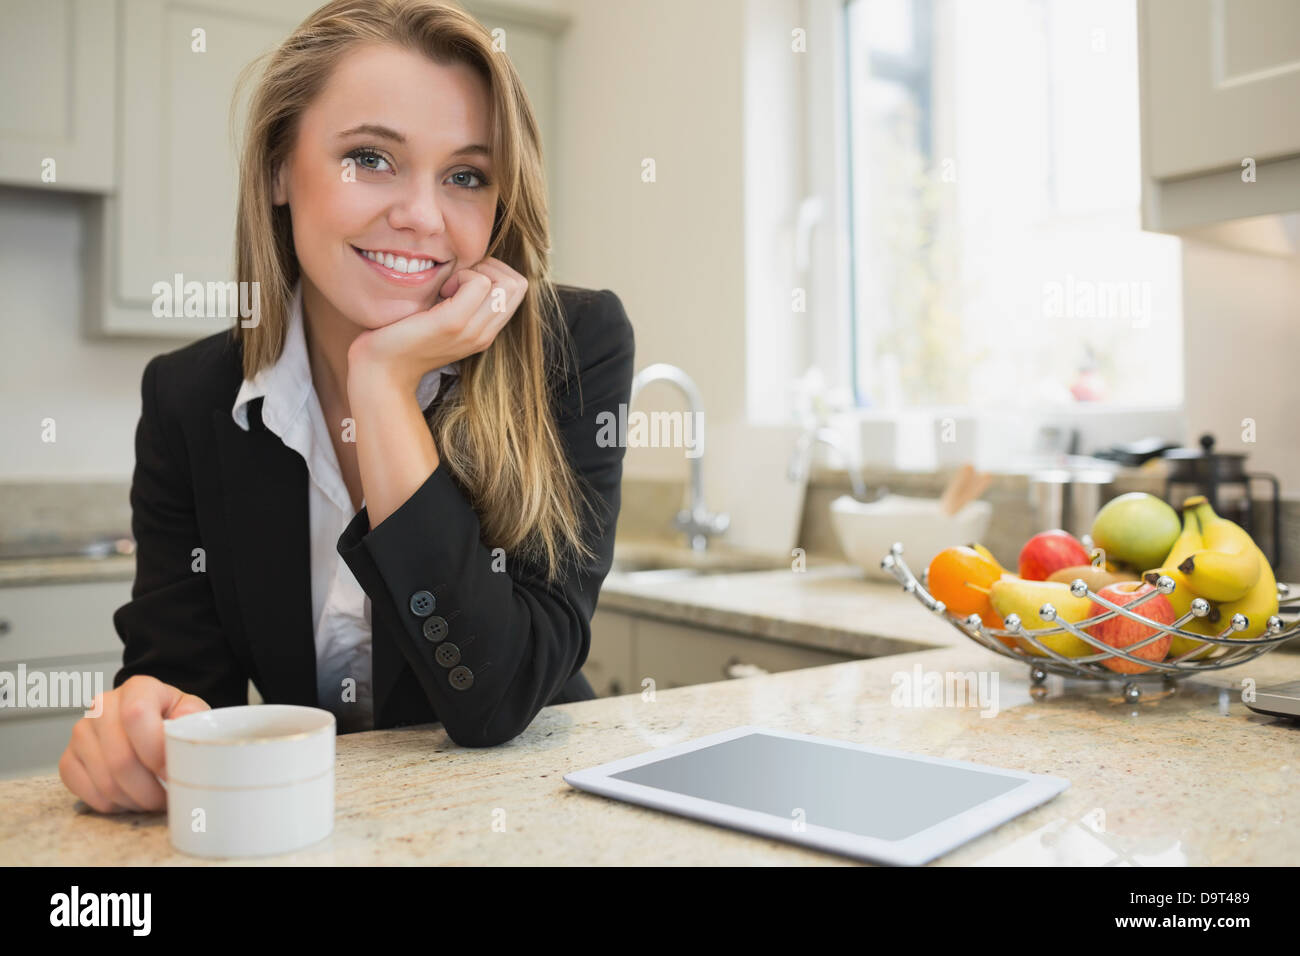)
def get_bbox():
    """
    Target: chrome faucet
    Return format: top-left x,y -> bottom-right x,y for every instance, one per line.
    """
628,363 -> 729,551
788,427 -> 875,502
